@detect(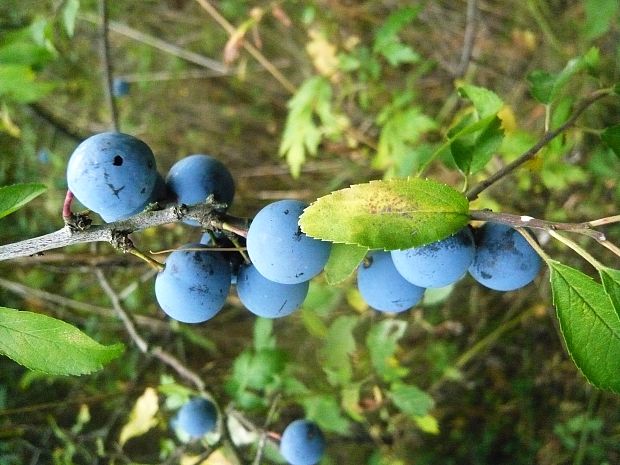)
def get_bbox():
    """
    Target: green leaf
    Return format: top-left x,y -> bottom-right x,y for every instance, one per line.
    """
301,394 -> 351,434
450,115 -> 504,175
374,105 -> 437,175
0,64 -> 55,103
253,318 -> 275,351
549,261 -> 620,392
62,0 -> 80,37
527,48 -> 600,104
279,76 -> 340,177
389,382 -> 435,417
324,243 -> 368,285
320,315 -> 358,386
600,267 -> 620,315
366,319 -> 408,382
0,183 -> 46,219
373,7 -> 421,51
527,70 -> 556,104
0,307 -> 124,375
380,42 -> 420,67
584,0 -> 620,39
457,84 -> 504,118
300,178 -> 469,250
601,124 -> 620,158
